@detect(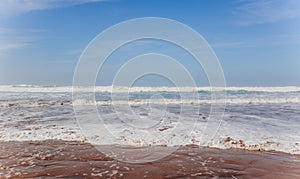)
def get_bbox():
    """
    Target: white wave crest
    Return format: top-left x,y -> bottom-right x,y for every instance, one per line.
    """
1,85 -> 300,93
